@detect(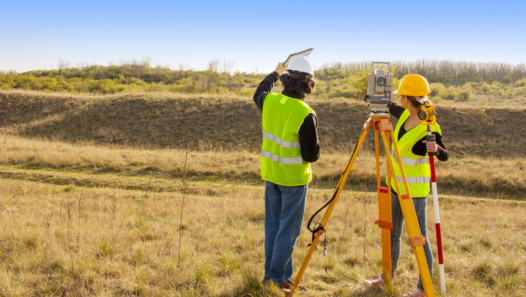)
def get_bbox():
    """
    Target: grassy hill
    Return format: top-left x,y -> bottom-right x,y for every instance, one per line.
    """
0,91 -> 525,199
1,91 -> 524,158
